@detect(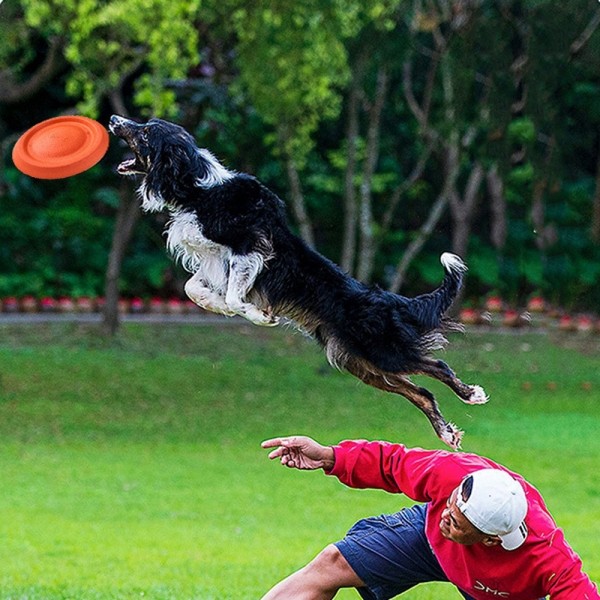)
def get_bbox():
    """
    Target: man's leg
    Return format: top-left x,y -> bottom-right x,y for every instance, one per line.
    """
261,544 -> 365,600
263,505 -> 447,600
333,505 -> 448,599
